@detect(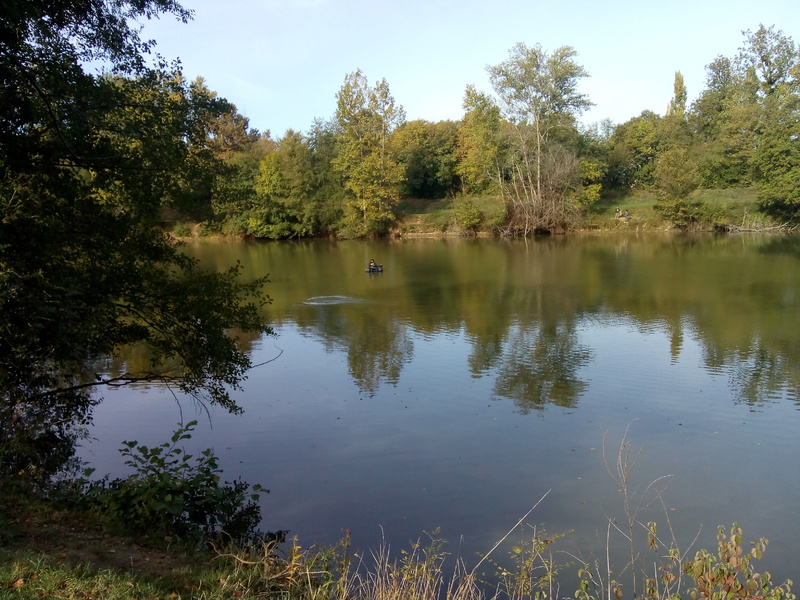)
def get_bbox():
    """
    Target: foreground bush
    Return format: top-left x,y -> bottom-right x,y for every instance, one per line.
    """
77,421 -> 265,545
